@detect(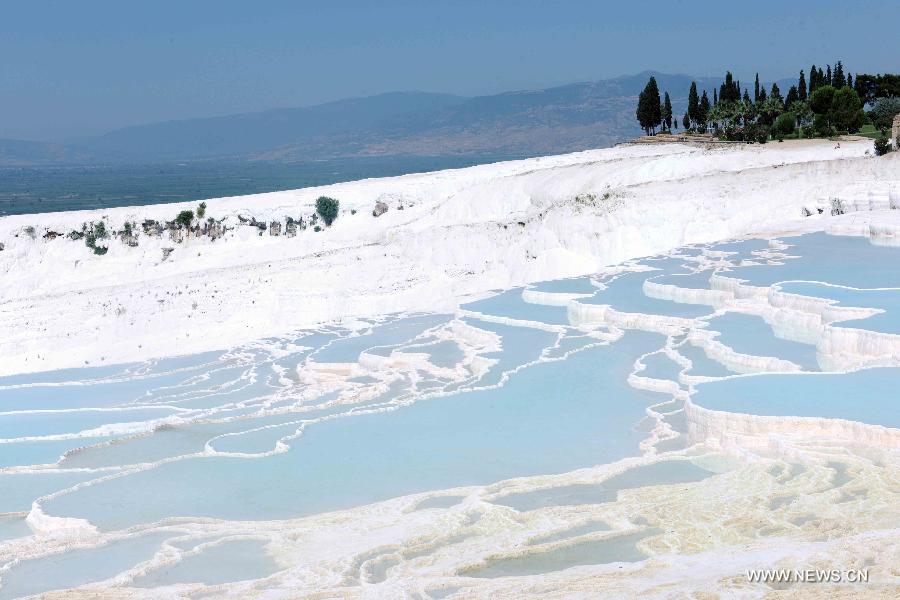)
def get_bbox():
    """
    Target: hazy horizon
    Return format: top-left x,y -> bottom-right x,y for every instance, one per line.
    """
3,0 -> 897,142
